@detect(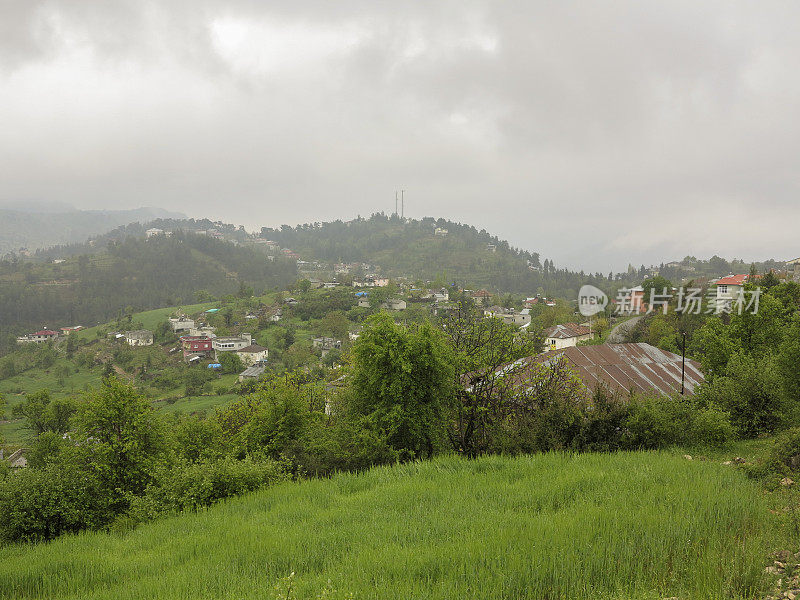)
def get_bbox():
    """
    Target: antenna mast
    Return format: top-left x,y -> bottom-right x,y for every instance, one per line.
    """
401,190 -> 405,219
